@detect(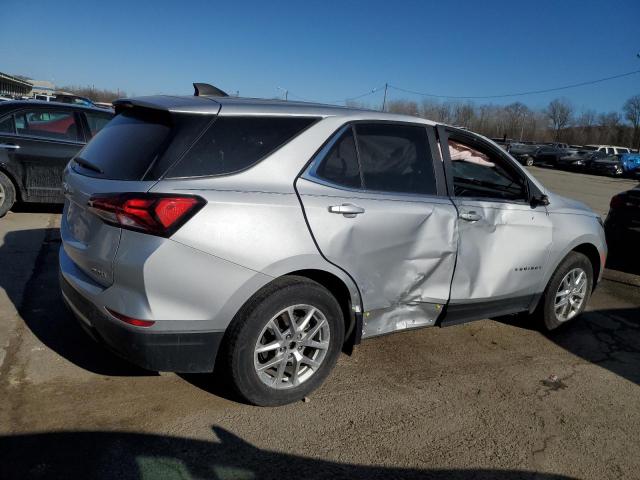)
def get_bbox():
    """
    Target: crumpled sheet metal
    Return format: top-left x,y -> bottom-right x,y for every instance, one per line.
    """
297,178 -> 459,339
362,302 -> 443,339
